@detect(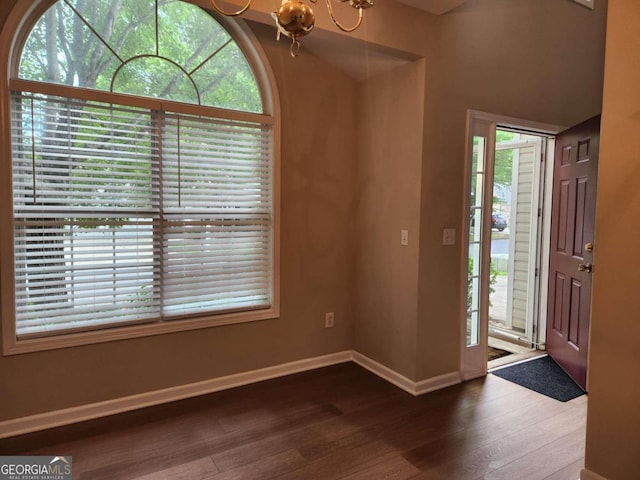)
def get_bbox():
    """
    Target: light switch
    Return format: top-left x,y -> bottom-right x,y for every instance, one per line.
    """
443,228 -> 456,246
401,229 -> 409,246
